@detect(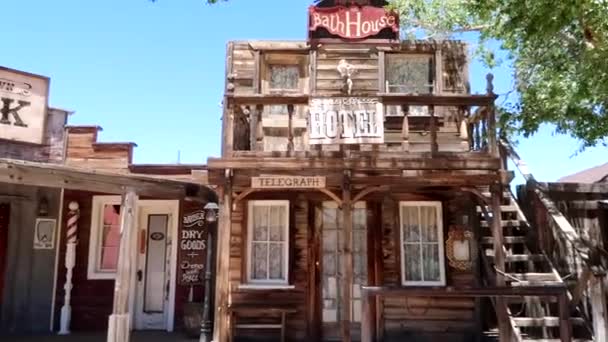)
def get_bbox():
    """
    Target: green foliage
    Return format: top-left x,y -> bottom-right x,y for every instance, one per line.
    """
389,0 -> 608,149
